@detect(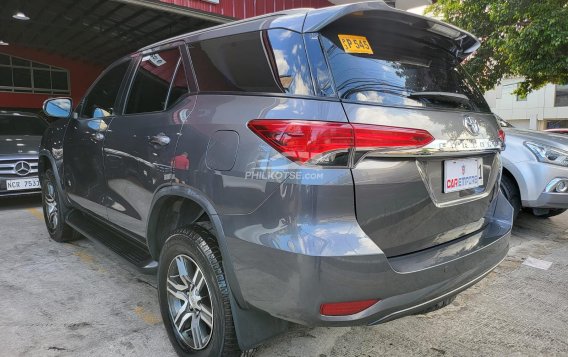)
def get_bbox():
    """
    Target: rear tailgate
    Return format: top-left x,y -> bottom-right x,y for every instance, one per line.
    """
315,7 -> 503,256
344,105 -> 501,256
